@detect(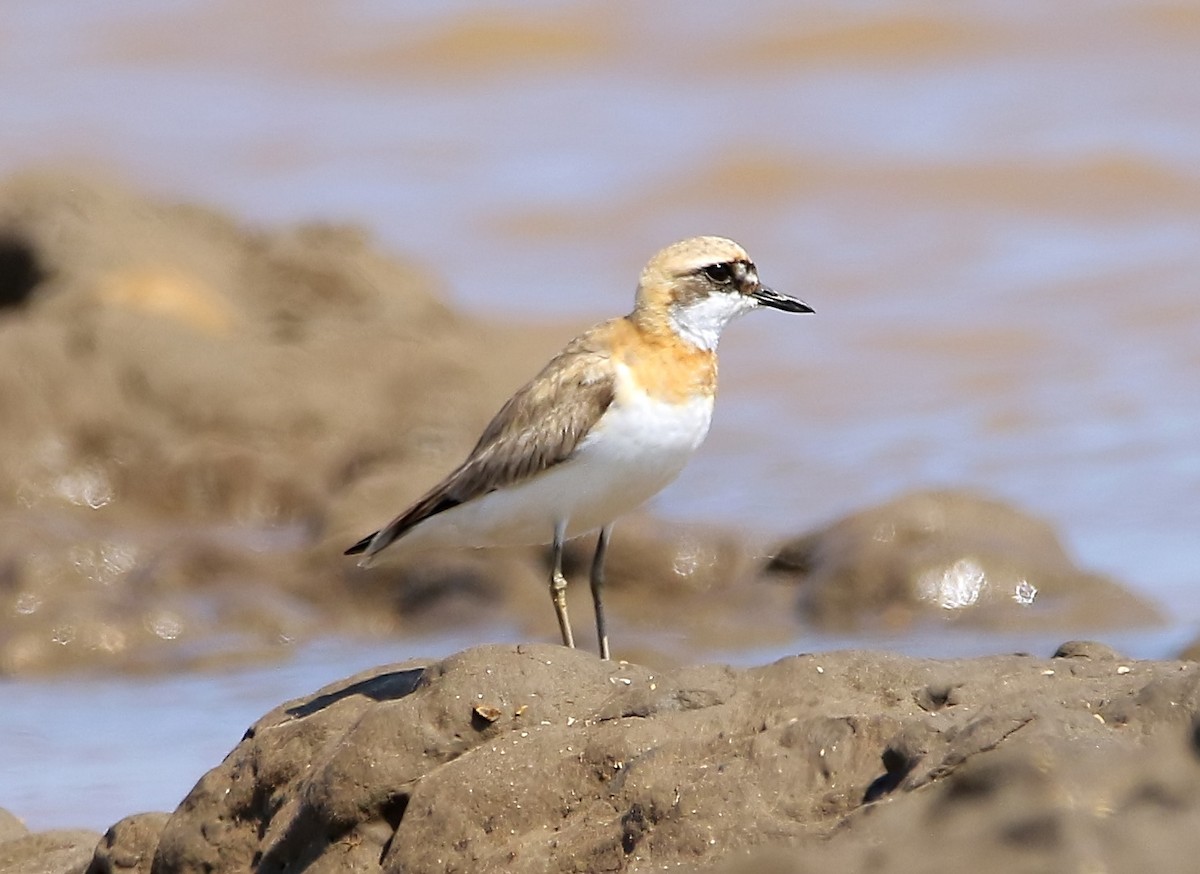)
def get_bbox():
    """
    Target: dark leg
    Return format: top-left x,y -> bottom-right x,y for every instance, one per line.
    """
590,525 -> 612,660
550,522 -> 574,648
